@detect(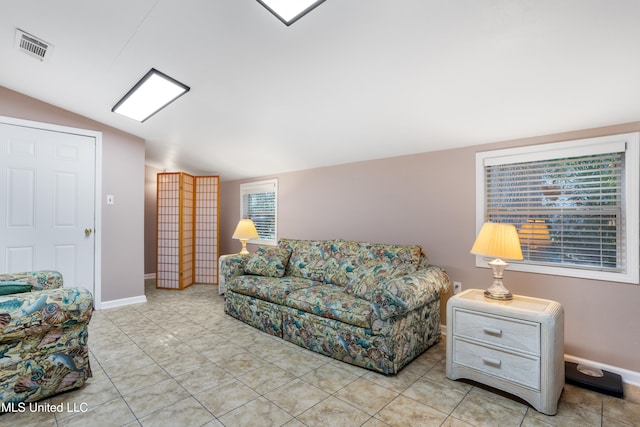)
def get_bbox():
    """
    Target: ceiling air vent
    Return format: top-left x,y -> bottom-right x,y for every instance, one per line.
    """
15,29 -> 53,61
